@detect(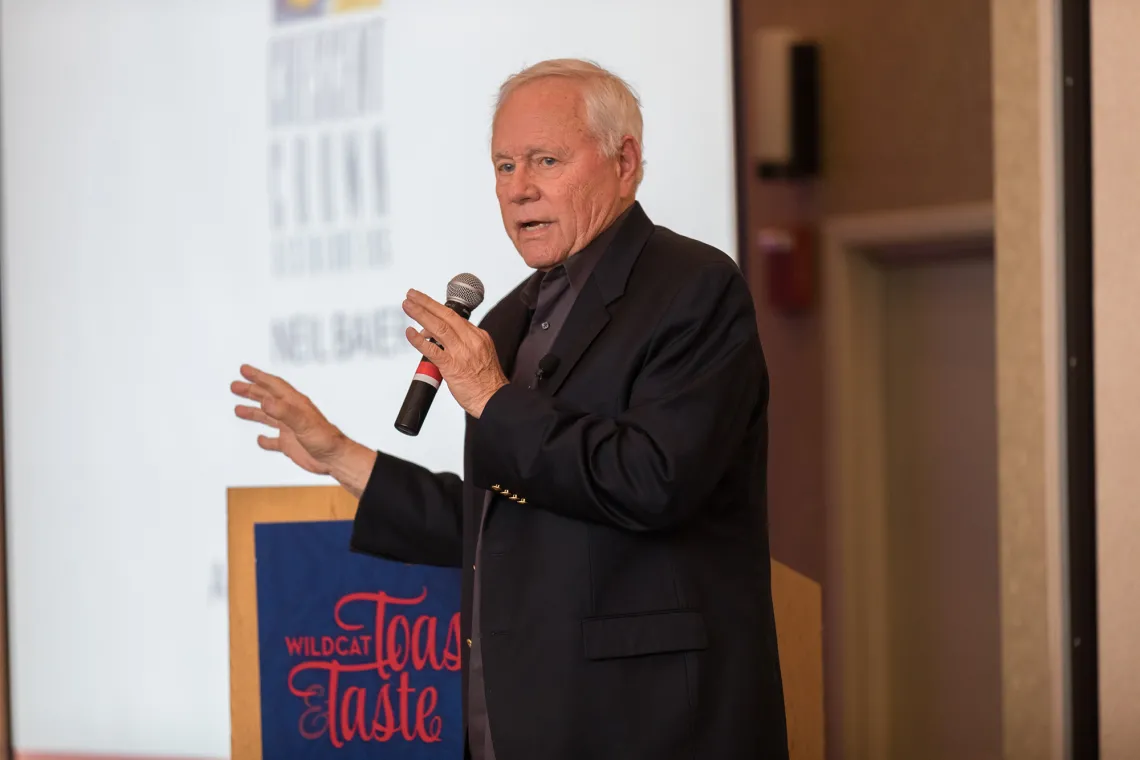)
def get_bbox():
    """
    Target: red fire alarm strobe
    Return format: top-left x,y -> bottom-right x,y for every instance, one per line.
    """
757,226 -> 814,315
